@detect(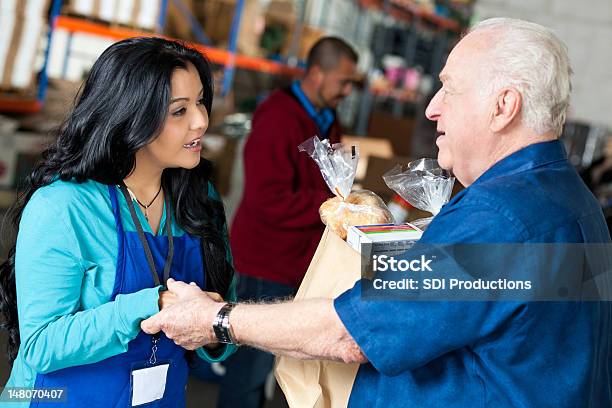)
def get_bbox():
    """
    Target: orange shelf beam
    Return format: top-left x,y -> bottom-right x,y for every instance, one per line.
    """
0,98 -> 42,114
55,16 -> 303,76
